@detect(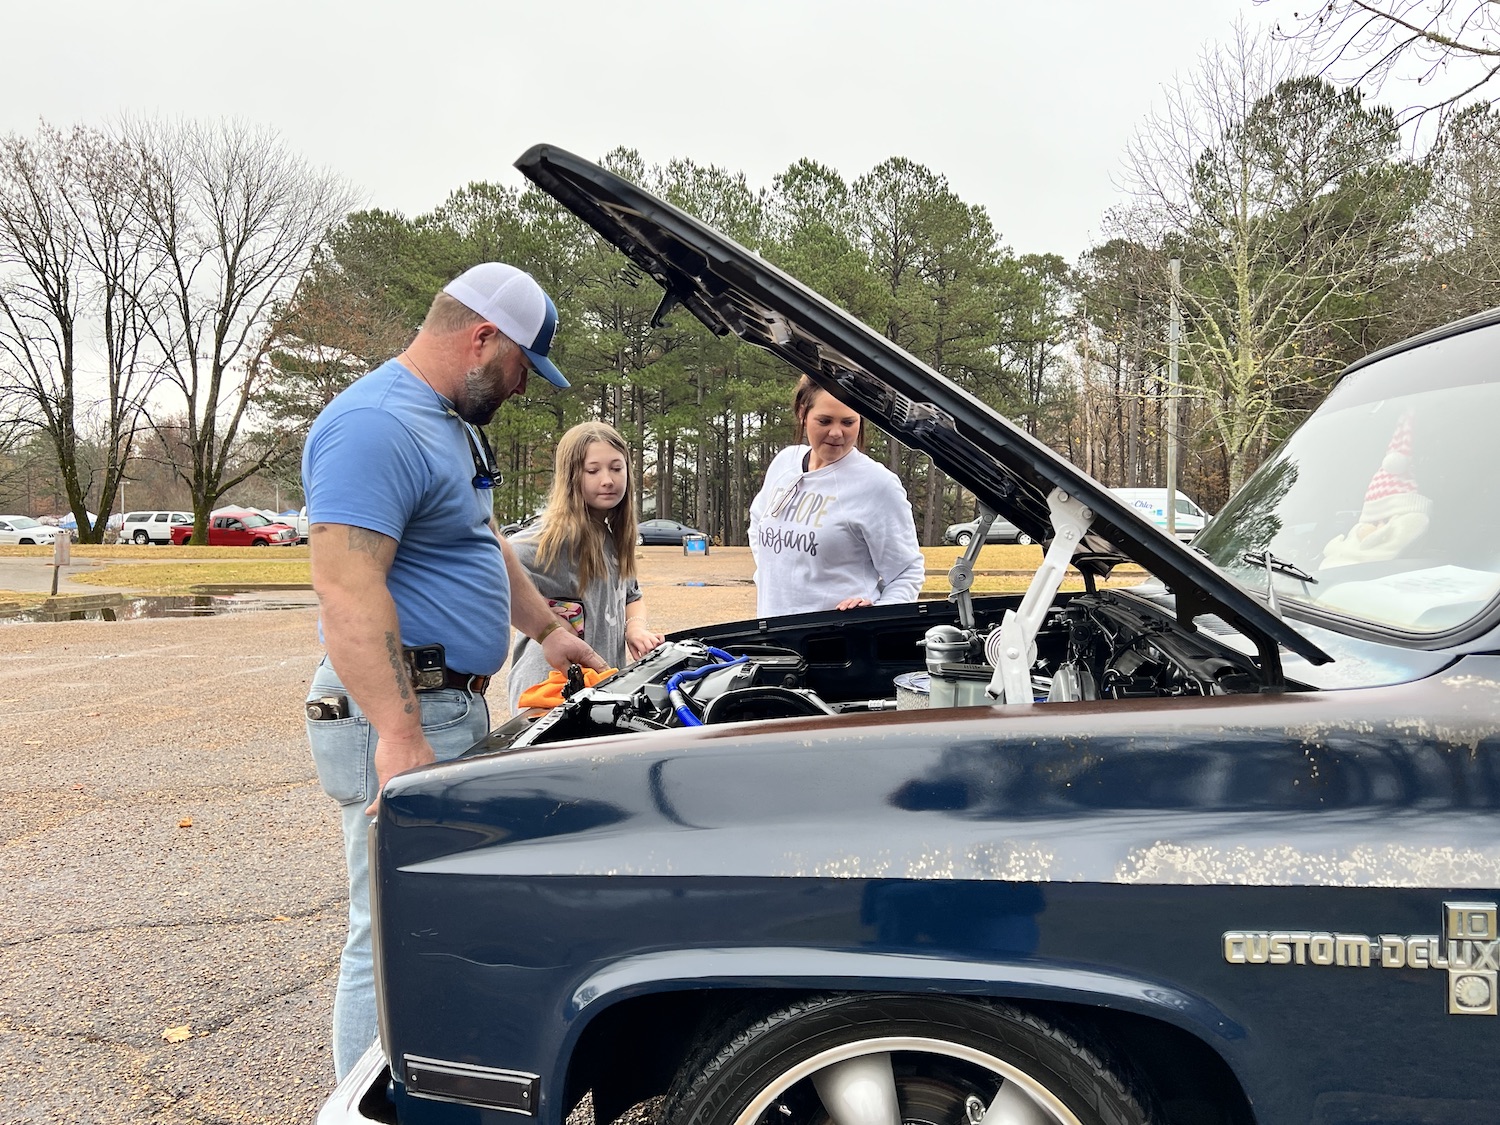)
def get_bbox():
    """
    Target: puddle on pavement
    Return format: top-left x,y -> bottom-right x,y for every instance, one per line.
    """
2,591 -> 318,623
